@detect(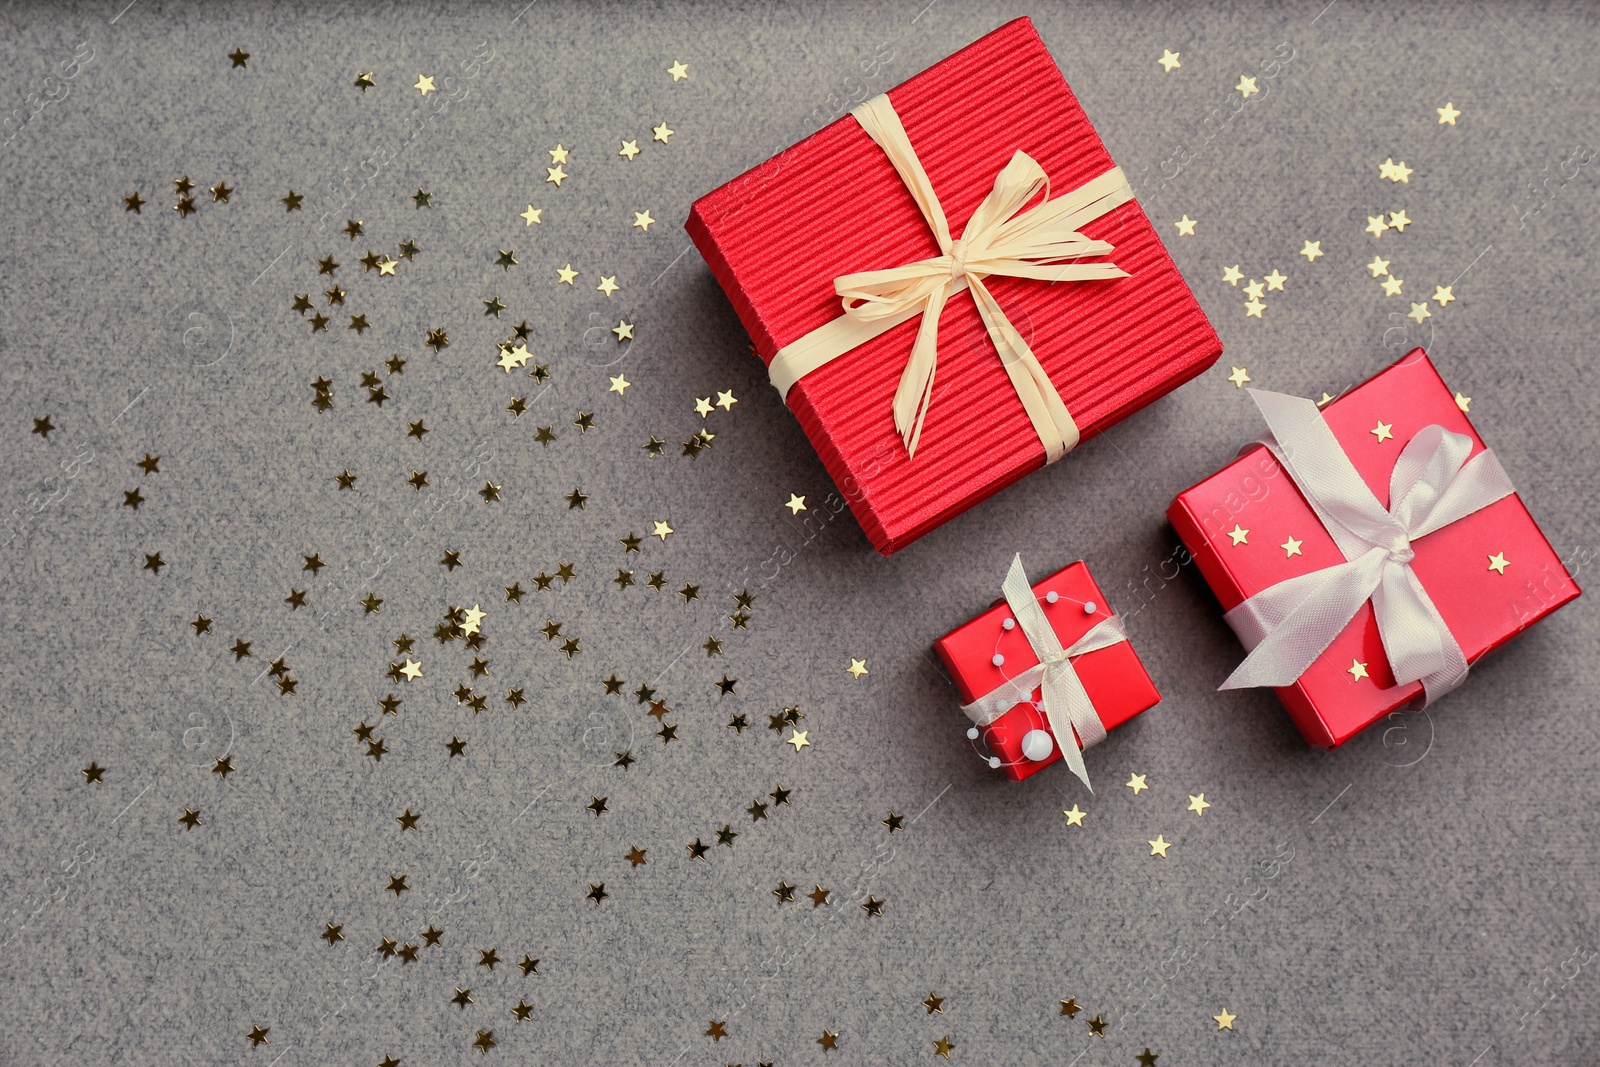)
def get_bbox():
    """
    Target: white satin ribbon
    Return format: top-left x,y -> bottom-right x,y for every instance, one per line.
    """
960,555 -> 1128,790
768,93 -> 1134,462
1220,389 -> 1516,704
